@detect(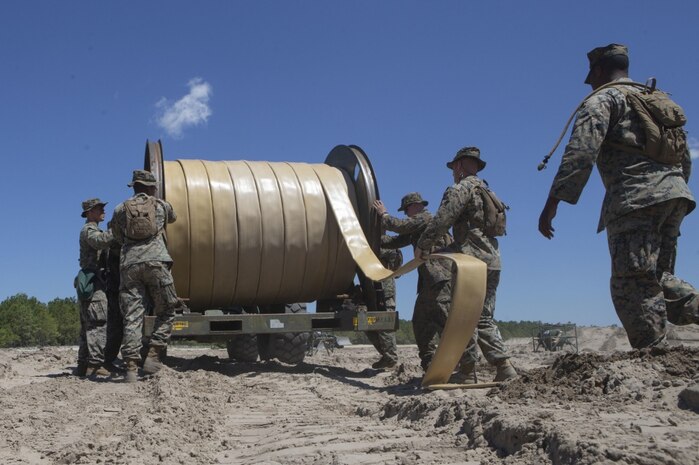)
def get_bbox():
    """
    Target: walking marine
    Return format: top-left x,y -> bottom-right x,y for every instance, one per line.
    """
538,43 -> 698,348
374,193 -> 452,371
110,170 -> 181,382
75,198 -> 114,379
416,147 -> 516,383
